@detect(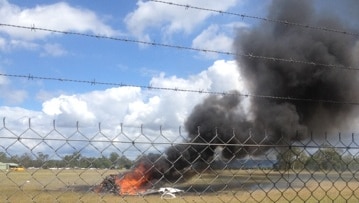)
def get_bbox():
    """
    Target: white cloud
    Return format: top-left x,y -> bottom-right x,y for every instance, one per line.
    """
9,39 -> 38,50
0,106 -> 42,120
126,60 -> 243,128
0,106 -> 45,131
36,89 -> 66,103
0,60 -> 244,157
192,22 -> 248,59
192,24 -> 234,59
7,60 -> 242,129
0,0 -> 118,40
42,95 -> 96,125
1,88 -> 28,104
40,43 -> 67,57
41,87 -> 143,126
125,0 -> 238,41
0,72 -> 28,105
205,60 -> 243,92
0,37 -> 39,51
